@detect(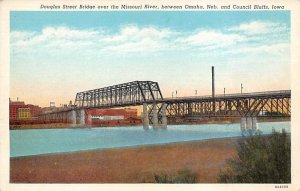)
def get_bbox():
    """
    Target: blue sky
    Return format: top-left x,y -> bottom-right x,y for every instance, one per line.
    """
10,11 -> 290,106
11,11 -> 290,32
